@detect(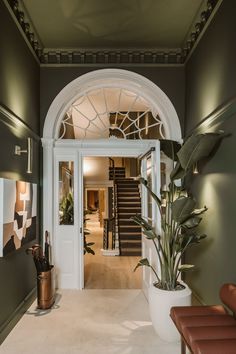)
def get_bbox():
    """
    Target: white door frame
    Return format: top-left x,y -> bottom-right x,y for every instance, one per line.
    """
52,139 -> 159,289
140,142 -> 161,297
